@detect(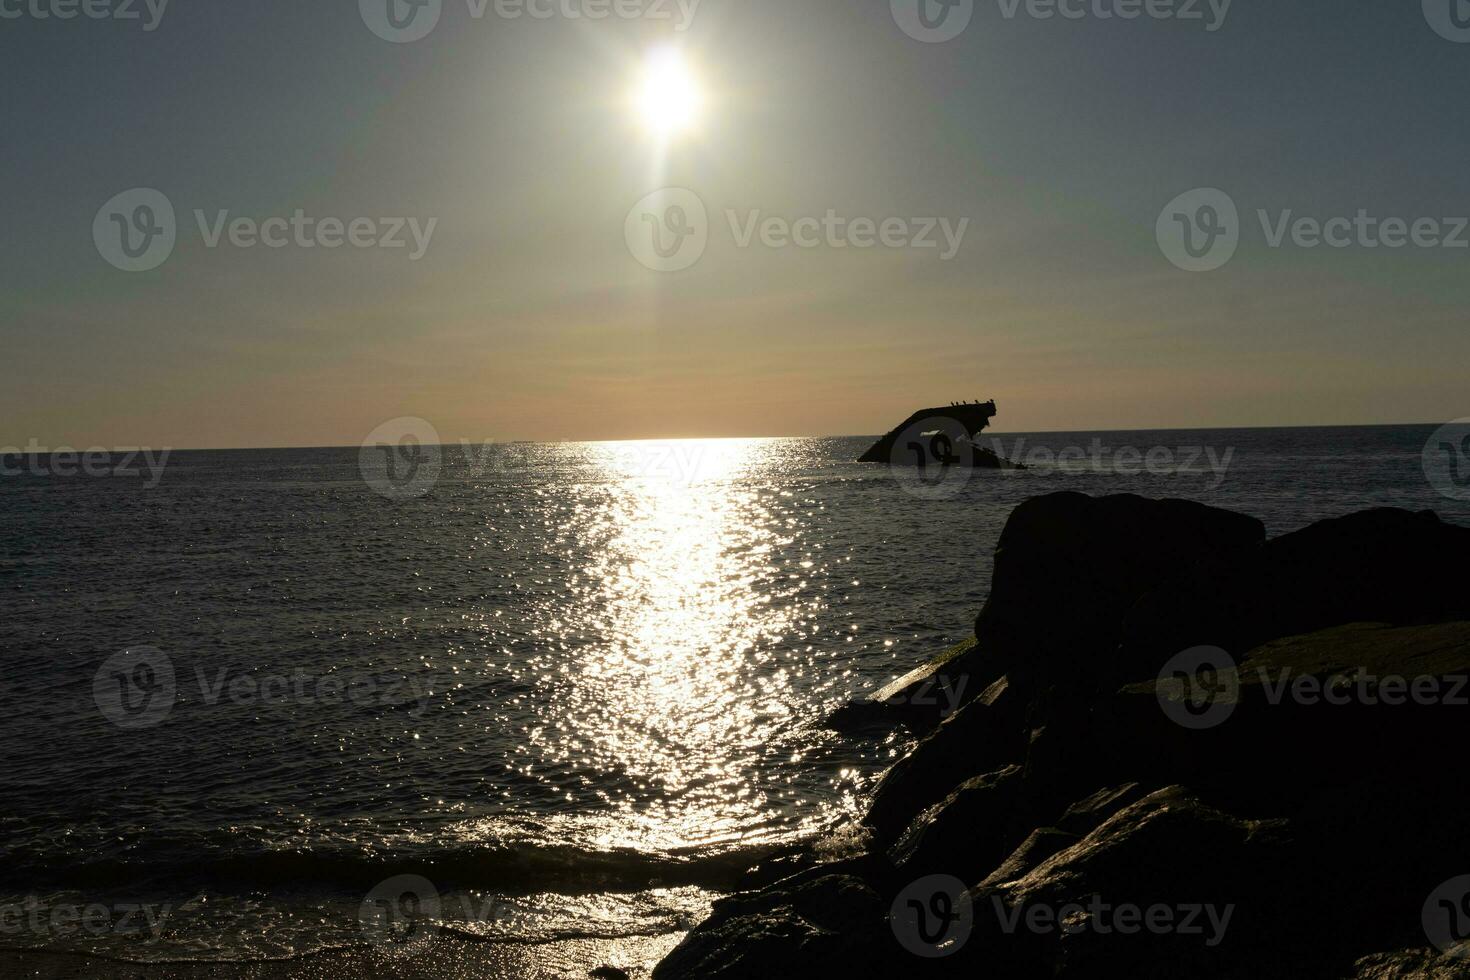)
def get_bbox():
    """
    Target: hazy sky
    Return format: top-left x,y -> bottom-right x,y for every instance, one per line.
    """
4,0 -> 1468,448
